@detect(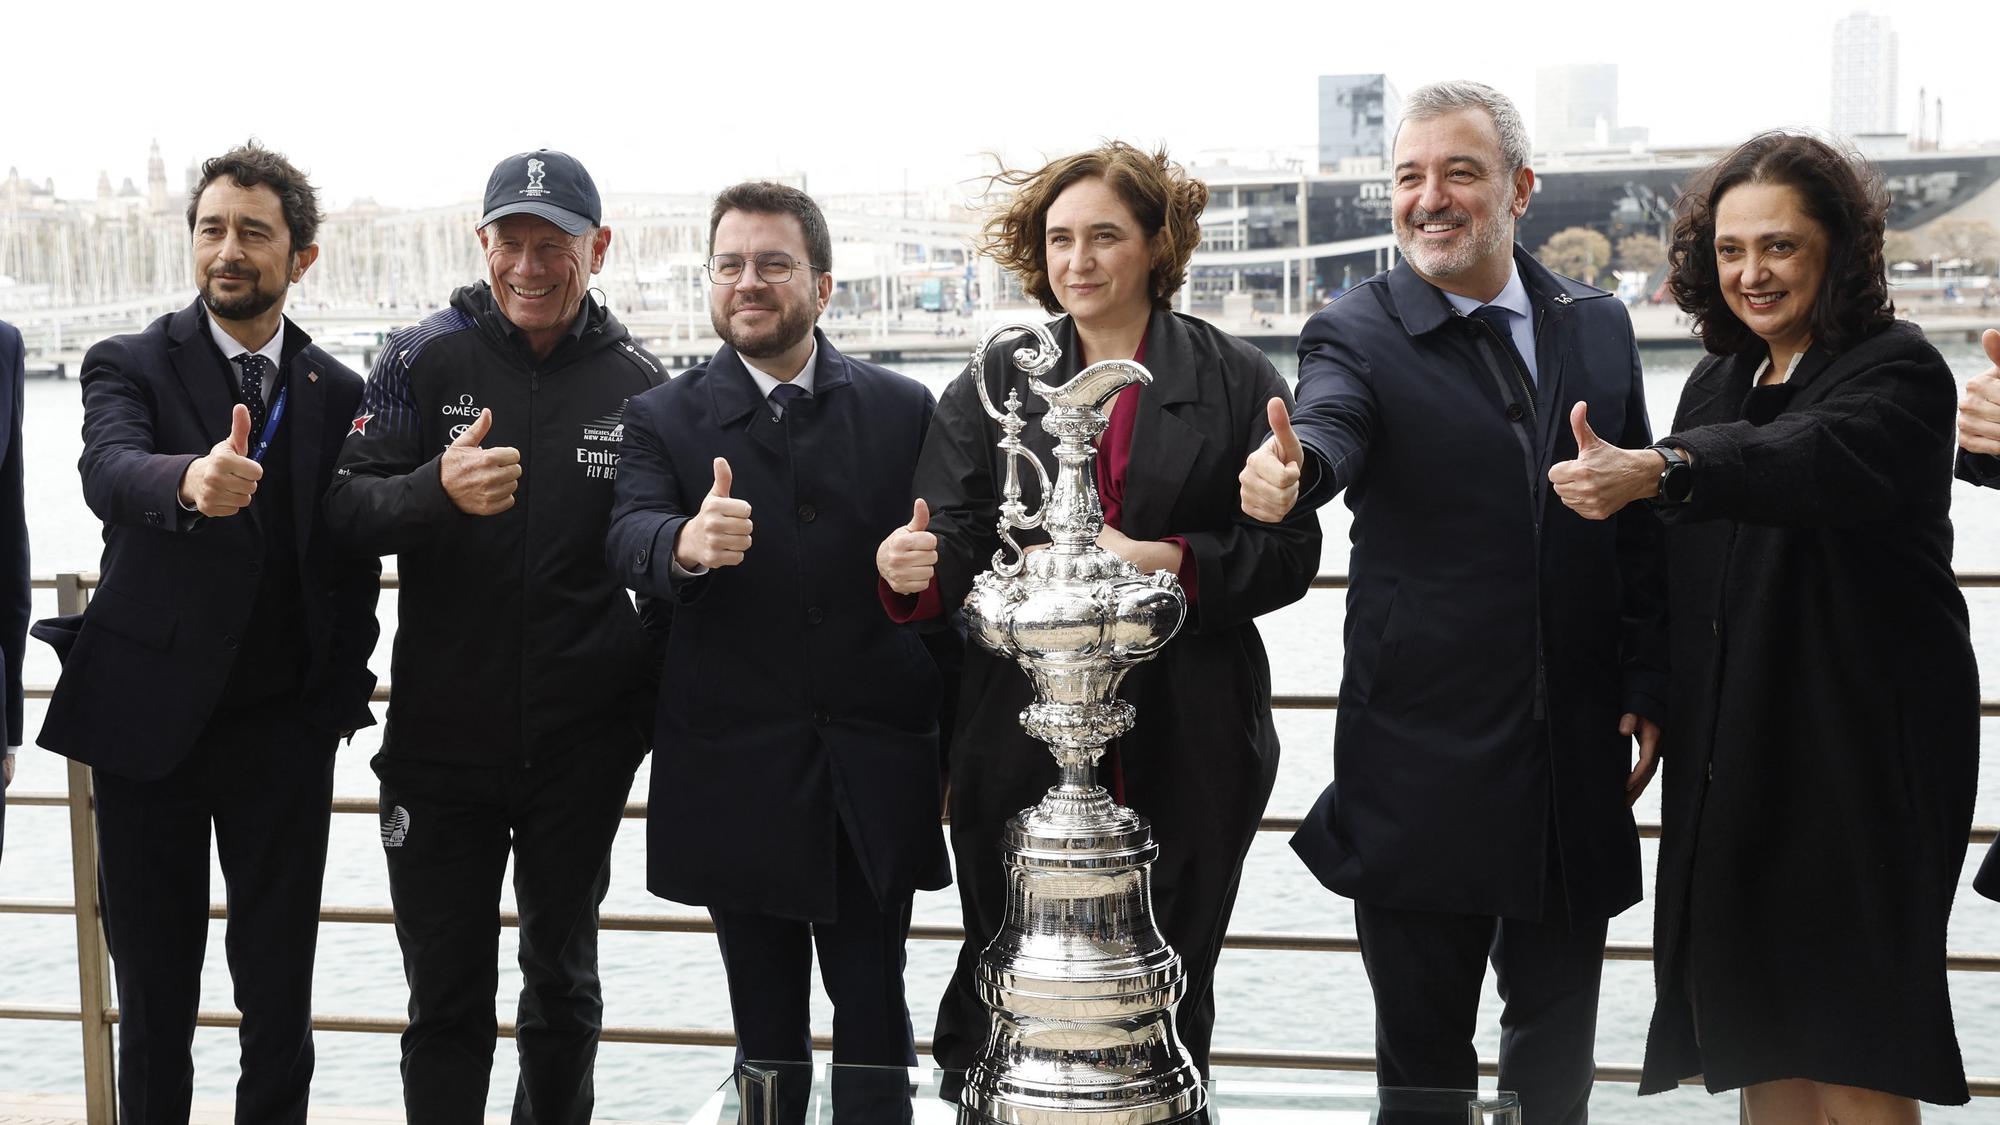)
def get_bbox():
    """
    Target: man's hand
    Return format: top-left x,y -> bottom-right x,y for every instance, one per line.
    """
1956,329 -> 2000,454
674,457 -> 753,570
2,753 -> 14,788
178,404 -> 263,517
877,499 -> 937,594
1239,398 -> 1302,523
1549,402 -> 1660,520
439,409 -> 521,516
1621,712 -> 1661,806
